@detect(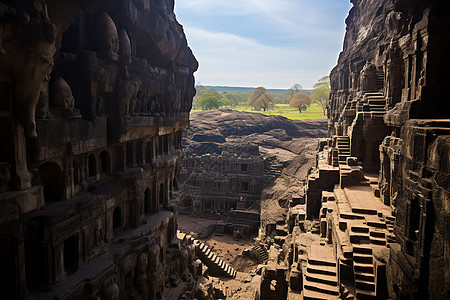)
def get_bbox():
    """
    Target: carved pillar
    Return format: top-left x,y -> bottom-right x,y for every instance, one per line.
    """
10,120 -> 31,190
